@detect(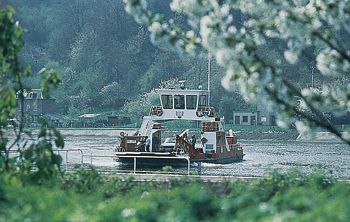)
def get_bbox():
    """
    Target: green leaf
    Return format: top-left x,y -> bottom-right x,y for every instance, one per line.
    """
37,118 -> 47,126
0,142 -> 6,152
6,6 -> 15,14
54,130 -> 64,148
52,153 -> 62,165
38,129 -> 46,138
